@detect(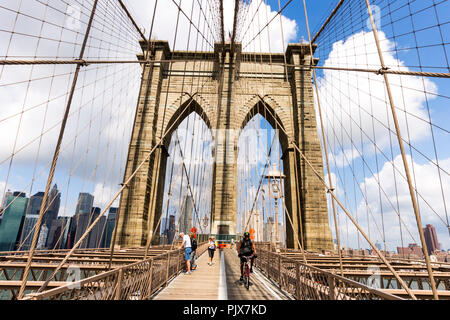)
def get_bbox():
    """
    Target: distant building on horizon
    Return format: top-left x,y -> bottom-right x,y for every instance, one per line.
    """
46,216 -> 70,249
75,193 -> 94,216
179,195 -> 193,234
101,207 -> 117,248
43,184 -> 61,228
67,192 -> 95,249
19,184 -> 61,250
423,224 -> 440,255
397,243 -> 424,259
0,192 -> 28,251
